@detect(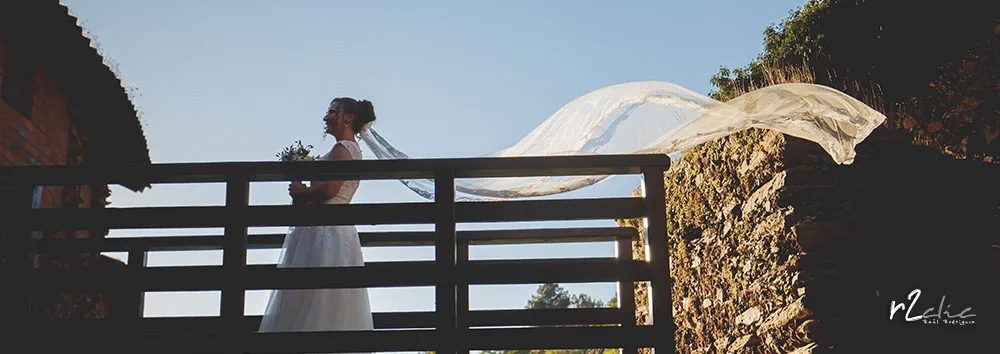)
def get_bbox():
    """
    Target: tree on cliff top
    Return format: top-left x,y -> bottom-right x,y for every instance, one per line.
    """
709,0 -> 999,106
